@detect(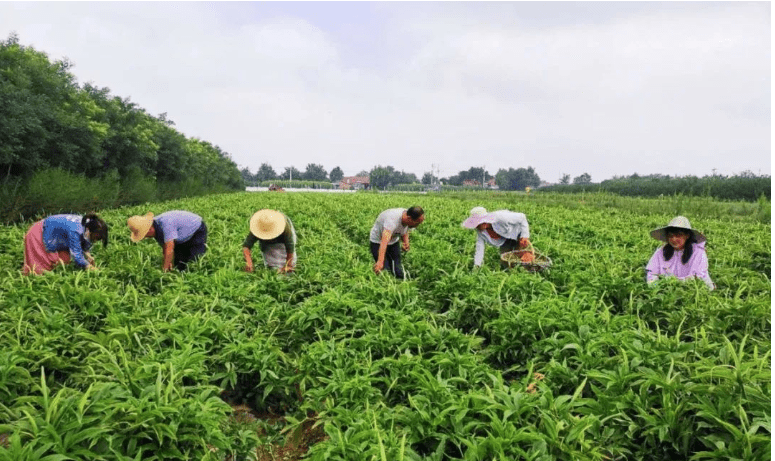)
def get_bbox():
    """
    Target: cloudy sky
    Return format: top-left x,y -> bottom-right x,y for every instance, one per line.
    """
1,2 -> 770,182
